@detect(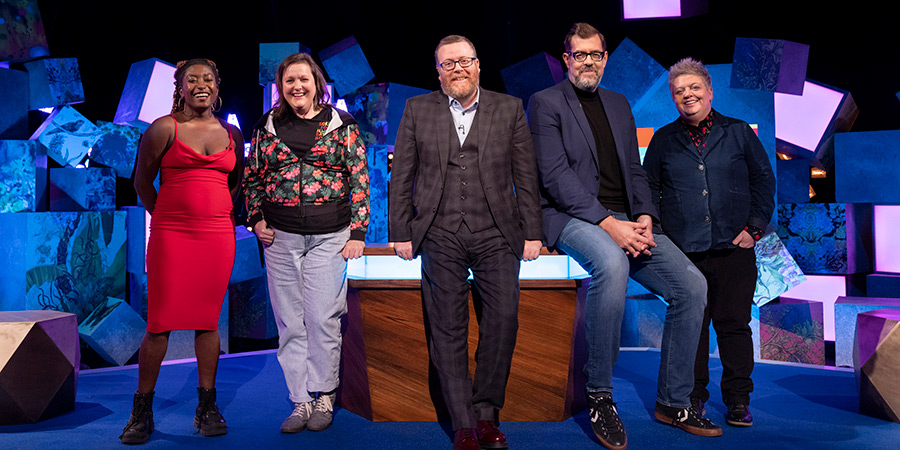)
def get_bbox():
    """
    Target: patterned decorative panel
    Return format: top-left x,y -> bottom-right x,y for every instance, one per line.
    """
759,298 -> 824,365
24,57 -> 84,108
30,105 -> 102,167
0,140 -> 39,212
91,121 -> 141,178
319,36 -> 374,97
754,232 -> 806,306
